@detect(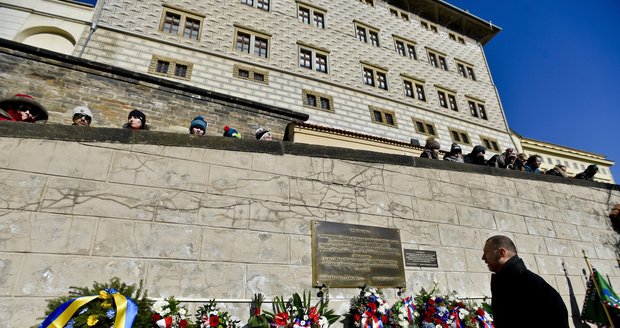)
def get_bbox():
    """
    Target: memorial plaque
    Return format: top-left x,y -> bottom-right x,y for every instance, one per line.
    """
403,249 -> 438,268
312,221 -> 406,288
